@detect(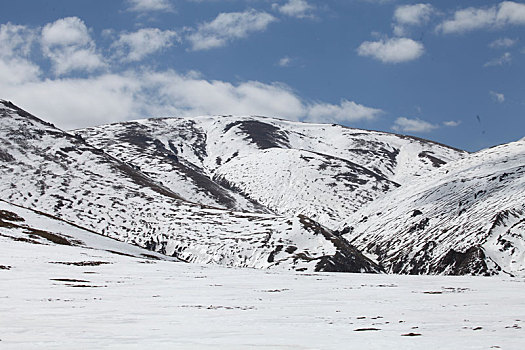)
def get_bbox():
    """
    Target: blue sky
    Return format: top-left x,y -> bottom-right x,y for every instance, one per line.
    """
1,0 -> 524,151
